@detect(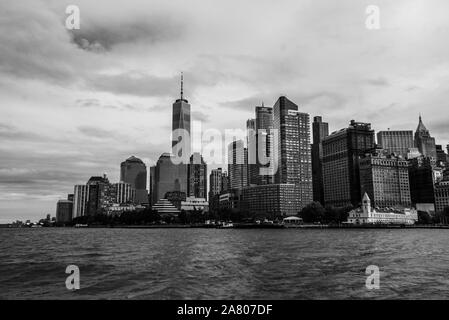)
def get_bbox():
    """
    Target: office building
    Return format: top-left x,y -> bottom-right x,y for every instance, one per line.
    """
73,184 -> 89,218
152,153 -> 188,204
311,116 -> 329,205
377,130 -> 414,158
113,182 -> 135,204
172,73 -> 191,159
435,179 -> 449,213
120,156 -> 148,205
409,156 -> 437,208
273,96 -> 312,210
86,175 -> 114,216
56,199 -> 73,223
322,120 -> 375,207
228,140 -> 248,190
436,145 -> 447,166
414,115 -> 437,159
188,153 -> 207,199
359,153 -> 411,208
